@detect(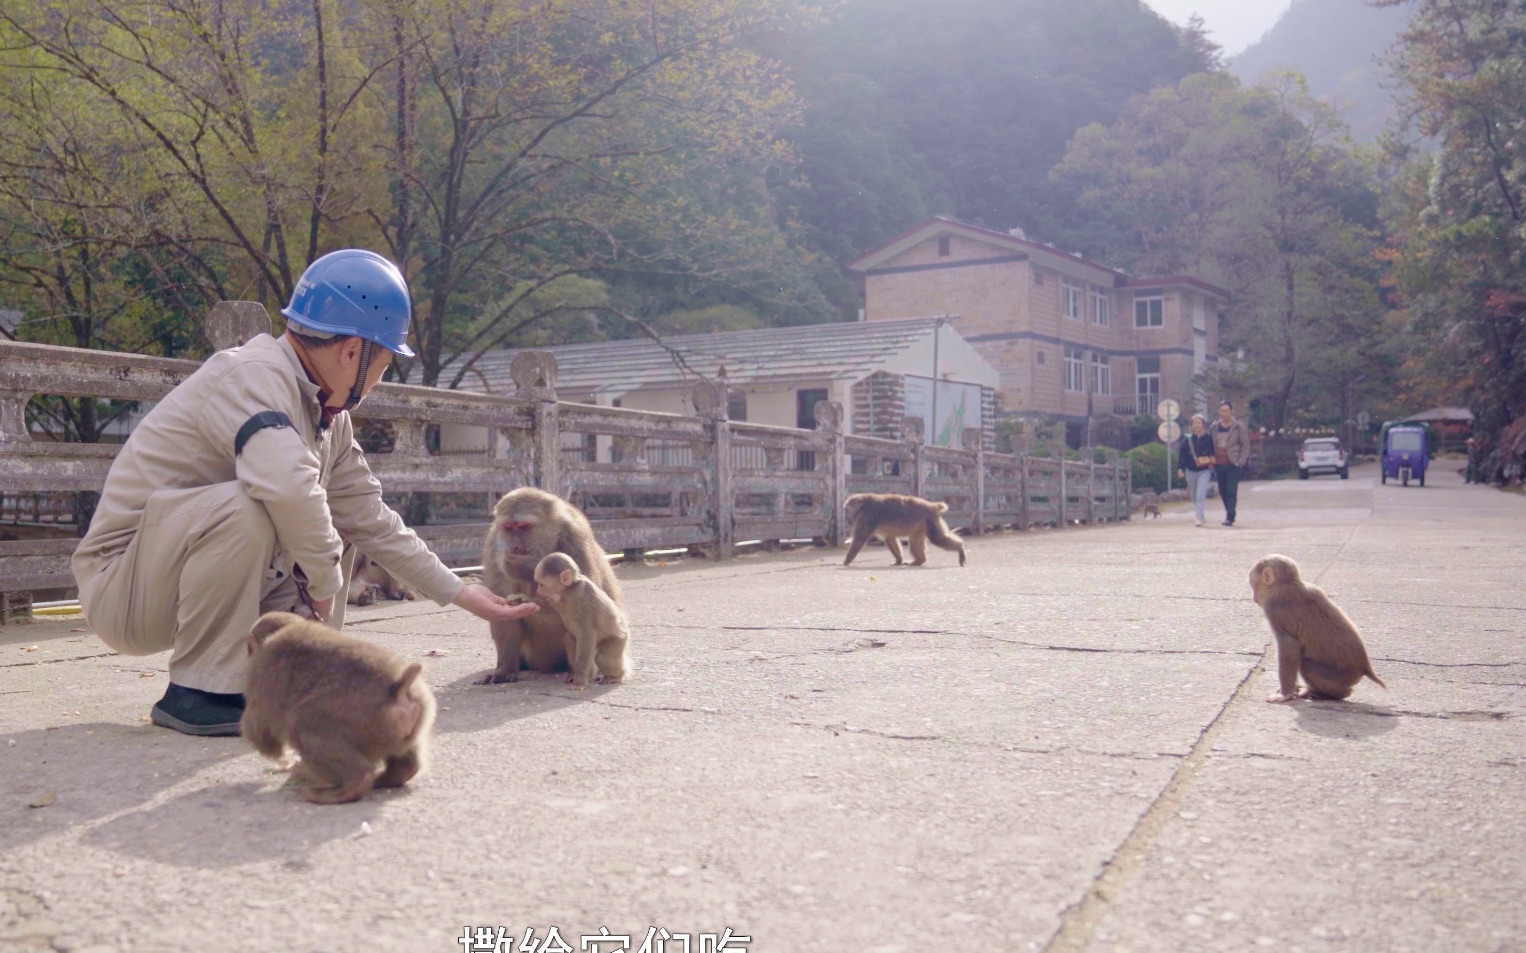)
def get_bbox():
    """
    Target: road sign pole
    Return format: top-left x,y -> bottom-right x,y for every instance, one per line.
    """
1156,399 -> 1182,496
